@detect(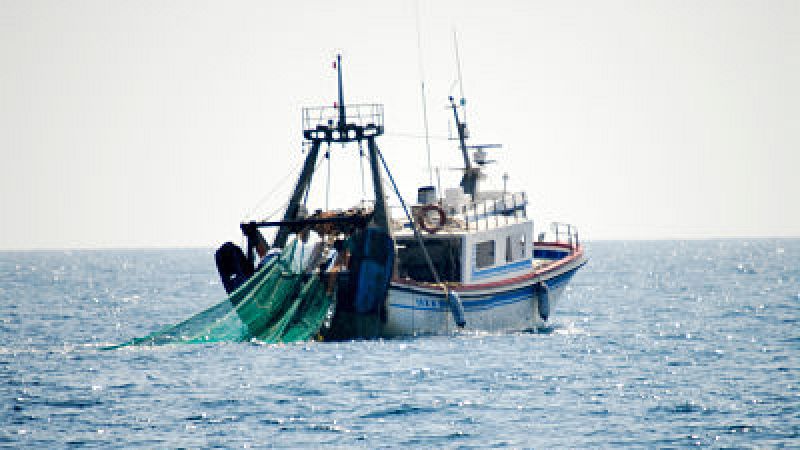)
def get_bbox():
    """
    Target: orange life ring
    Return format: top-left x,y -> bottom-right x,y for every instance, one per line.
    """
419,204 -> 447,234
